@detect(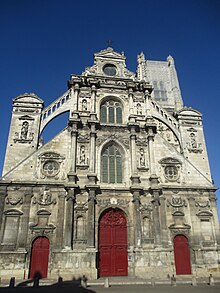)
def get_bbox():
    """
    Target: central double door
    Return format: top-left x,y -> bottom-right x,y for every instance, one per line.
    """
99,209 -> 128,276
